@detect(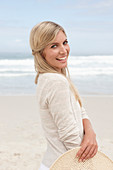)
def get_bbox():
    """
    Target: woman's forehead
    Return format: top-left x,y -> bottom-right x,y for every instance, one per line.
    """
49,31 -> 67,44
